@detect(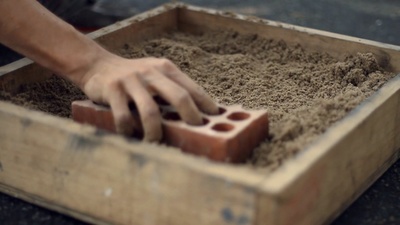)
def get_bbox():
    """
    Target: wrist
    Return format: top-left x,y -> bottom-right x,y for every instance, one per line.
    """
66,45 -> 122,91
60,35 -> 110,89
